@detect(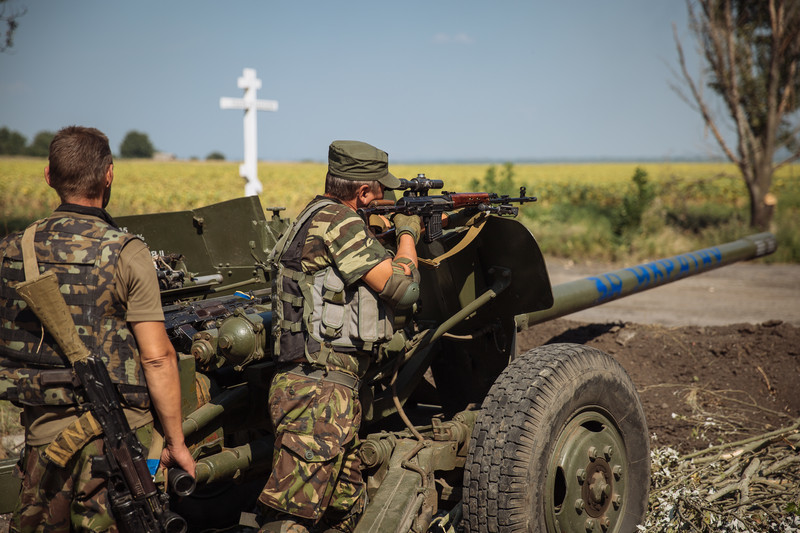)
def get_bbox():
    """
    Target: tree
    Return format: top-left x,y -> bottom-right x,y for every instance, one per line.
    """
0,126 -> 26,154
206,151 -> 225,161
673,0 -> 800,230
120,130 -> 155,158
26,130 -> 54,158
0,0 -> 25,52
